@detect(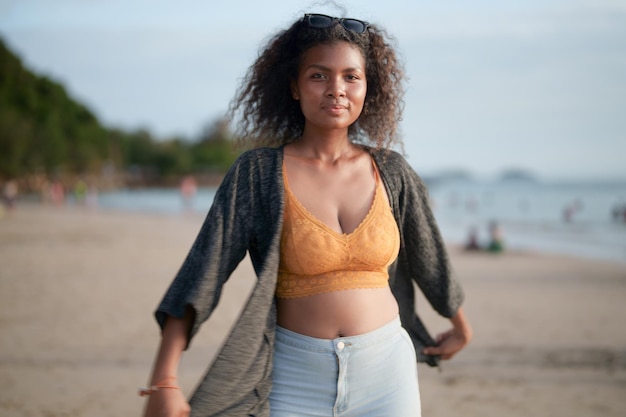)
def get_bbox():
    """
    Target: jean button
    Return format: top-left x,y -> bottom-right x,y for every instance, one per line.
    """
337,341 -> 345,350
